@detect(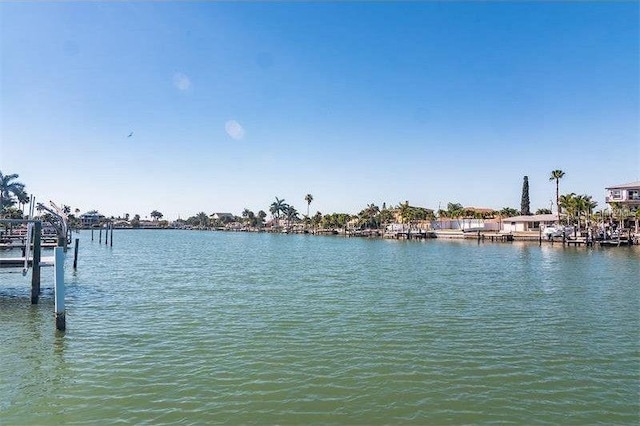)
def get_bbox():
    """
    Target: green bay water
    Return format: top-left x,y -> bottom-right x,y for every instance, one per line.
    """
1,230 -> 638,424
